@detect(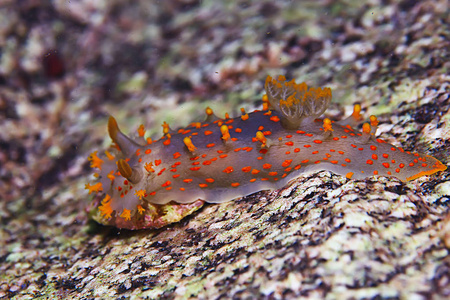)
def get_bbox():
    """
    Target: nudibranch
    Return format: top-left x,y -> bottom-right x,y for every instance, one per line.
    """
86,75 -> 447,230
